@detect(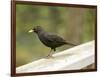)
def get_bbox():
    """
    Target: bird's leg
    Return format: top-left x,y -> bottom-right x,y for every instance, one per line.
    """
54,48 -> 56,51
46,49 -> 54,57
